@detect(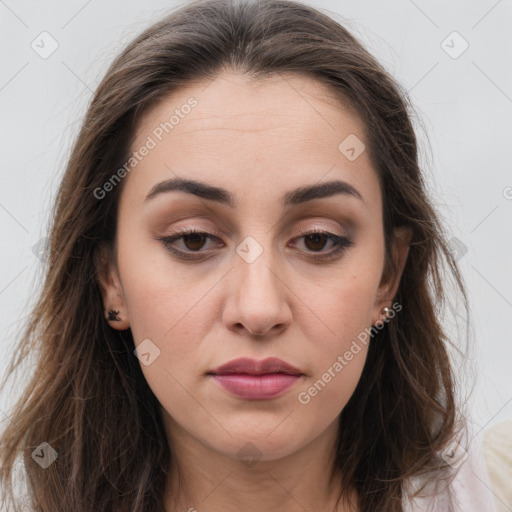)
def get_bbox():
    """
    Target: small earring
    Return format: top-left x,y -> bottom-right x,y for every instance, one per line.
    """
107,309 -> 121,322
381,307 -> 390,319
